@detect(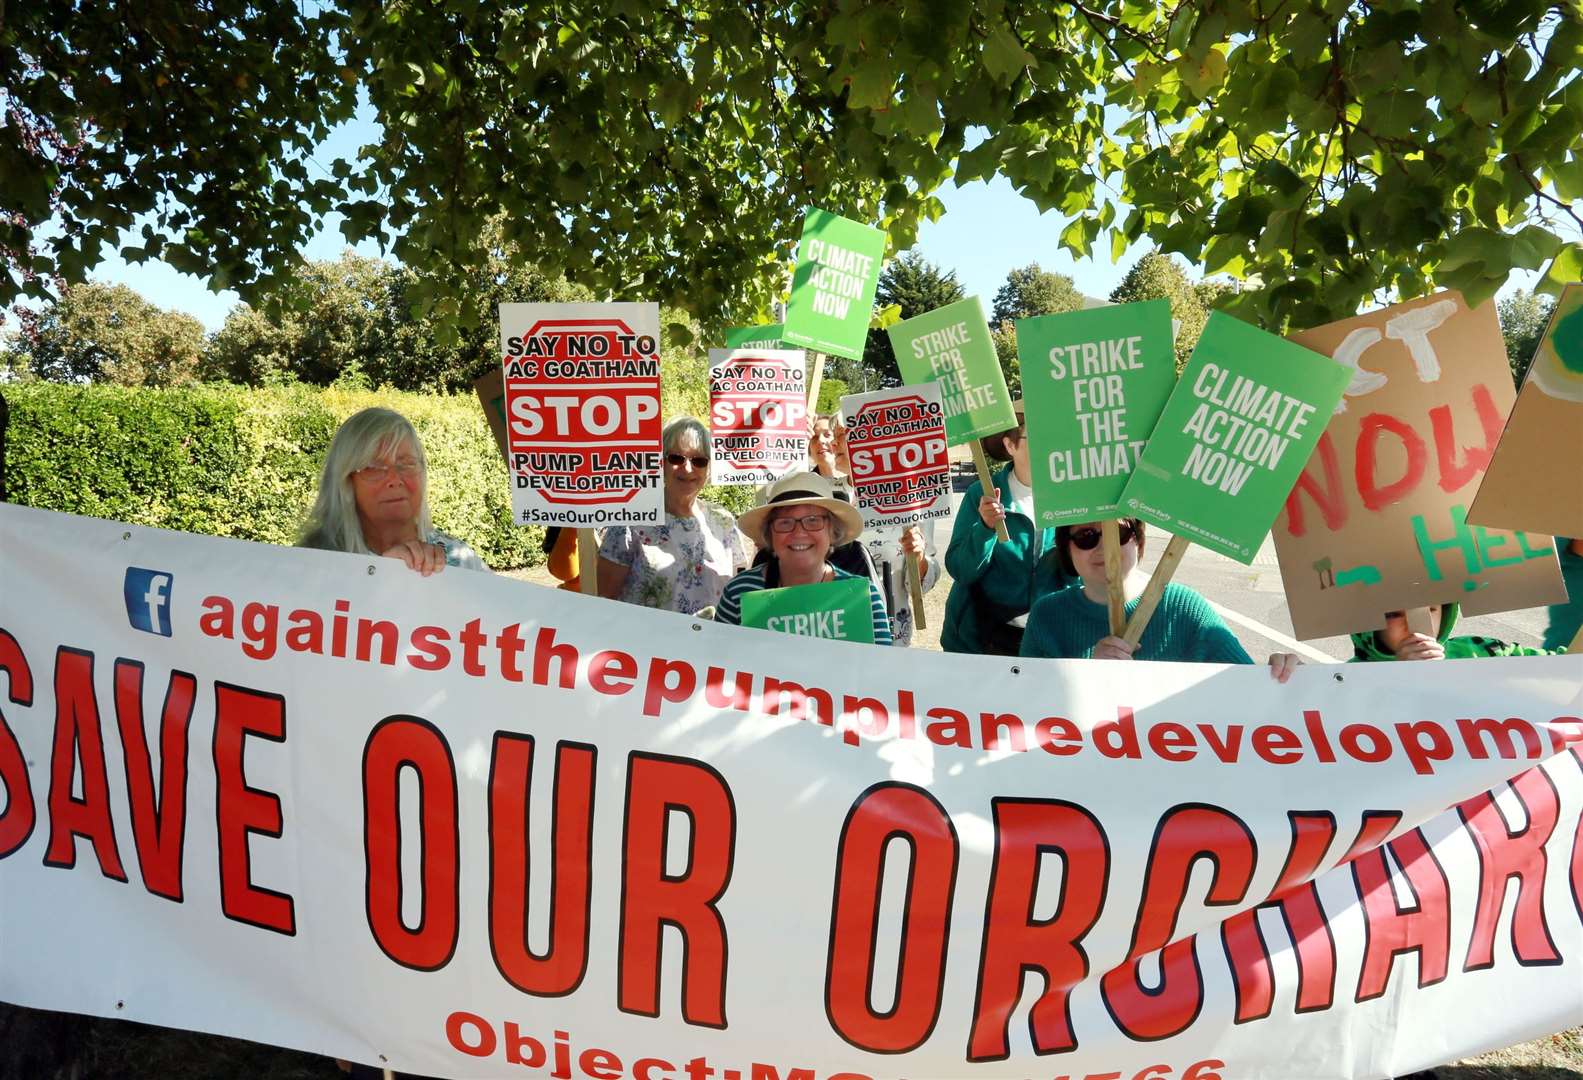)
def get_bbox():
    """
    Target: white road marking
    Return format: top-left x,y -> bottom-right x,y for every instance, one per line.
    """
1206,599 -> 1335,663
